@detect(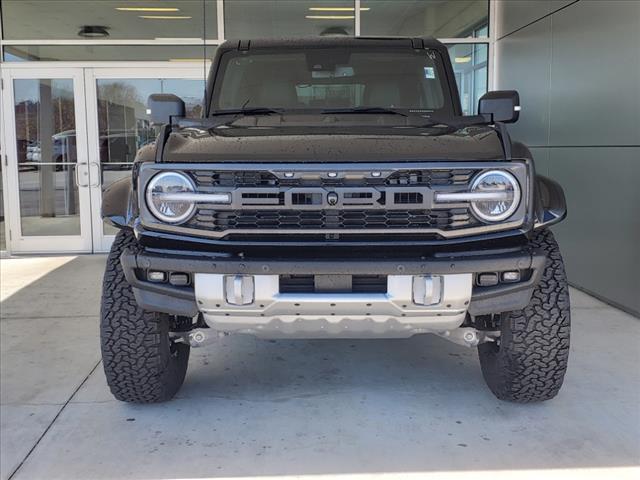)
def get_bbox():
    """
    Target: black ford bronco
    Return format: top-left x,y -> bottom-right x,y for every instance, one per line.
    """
101,37 -> 570,404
